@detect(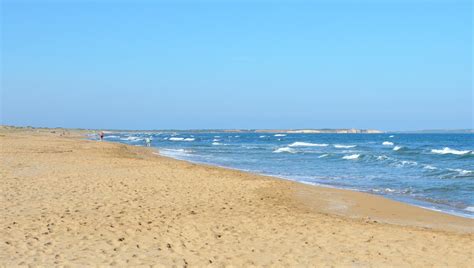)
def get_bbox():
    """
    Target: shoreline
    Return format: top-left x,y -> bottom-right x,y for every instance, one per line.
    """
151,146 -> 473,234
155,150 -> 474,220
1,128 -> 473,266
